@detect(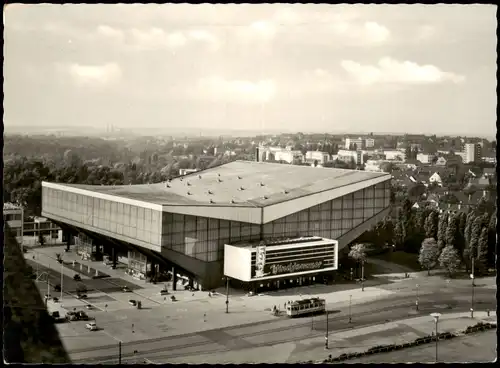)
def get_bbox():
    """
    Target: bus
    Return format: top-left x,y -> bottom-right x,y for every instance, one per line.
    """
286,297 -> 326,317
